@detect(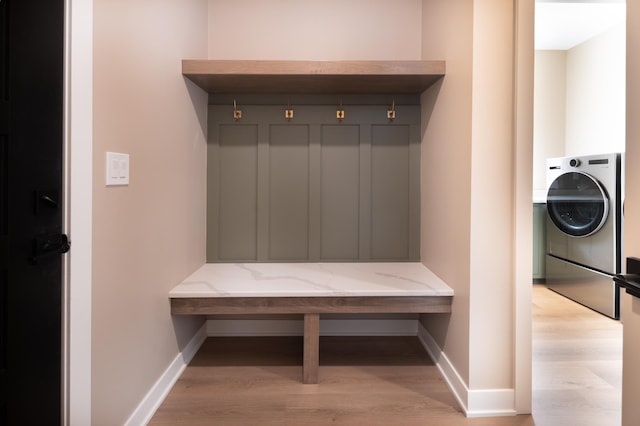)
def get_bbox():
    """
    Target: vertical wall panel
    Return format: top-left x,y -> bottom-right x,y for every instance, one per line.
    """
408,124 -> 421,259
0,0 -> 7,390
371,125 -> 410,259
0,271 -> 5,371
269,125 -> 309,260
307,123 -> 322,261
358,125 -> 372,260
217,125 -> 258,260
0,0 -> 7,380
320,125 -> 360,259
0,137 -> 6,237
0,1 -> 6,101
256,123 -> 271,261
